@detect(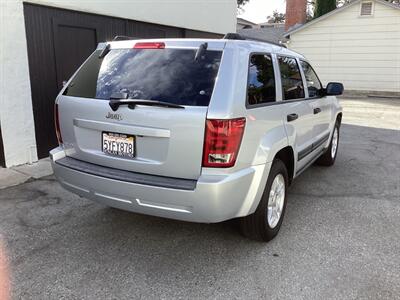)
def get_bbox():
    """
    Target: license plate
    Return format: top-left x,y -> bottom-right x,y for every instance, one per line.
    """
102,132 -> 135,158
